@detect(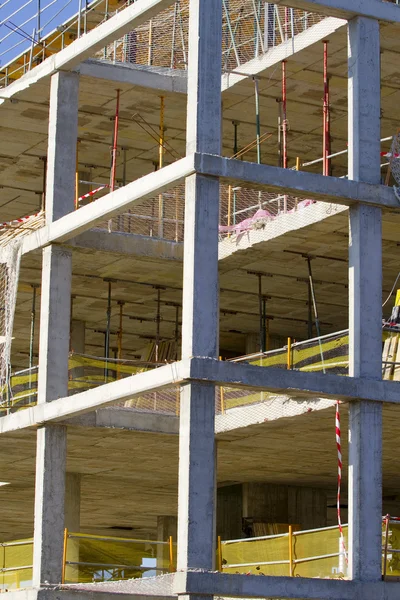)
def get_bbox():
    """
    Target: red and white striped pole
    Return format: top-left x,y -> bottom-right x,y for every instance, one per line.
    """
335,401 -> 348,568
